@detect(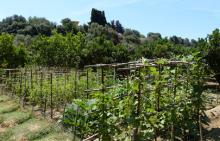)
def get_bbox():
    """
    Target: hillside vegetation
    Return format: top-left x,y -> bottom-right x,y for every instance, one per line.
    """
1,8 -> 220,141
